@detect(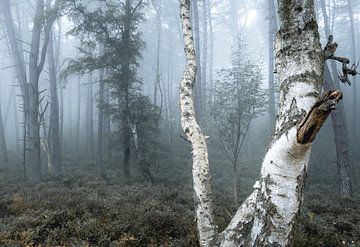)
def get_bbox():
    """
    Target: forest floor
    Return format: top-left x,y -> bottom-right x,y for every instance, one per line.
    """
0,156 -> 360,247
